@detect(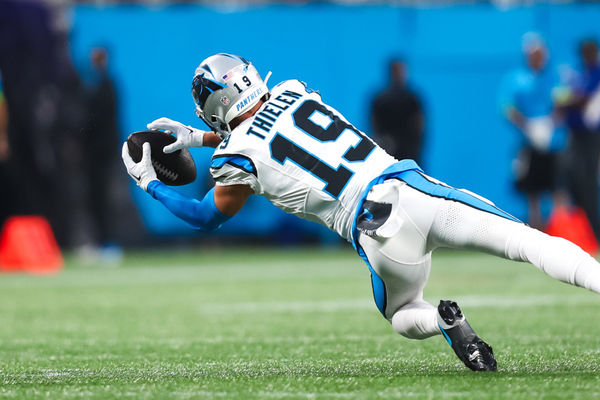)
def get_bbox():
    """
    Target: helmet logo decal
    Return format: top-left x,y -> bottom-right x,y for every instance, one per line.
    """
192,74 -> 226,108
220,96 -> 230,105
235,87 -> 264,112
